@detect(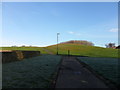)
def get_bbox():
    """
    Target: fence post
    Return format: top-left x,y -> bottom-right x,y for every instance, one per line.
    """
68,50 -> 70,56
